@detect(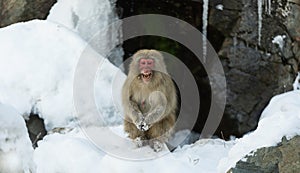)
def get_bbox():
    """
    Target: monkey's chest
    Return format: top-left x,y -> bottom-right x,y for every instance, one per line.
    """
132,93 -> 151,113
138,100 -> 150,113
